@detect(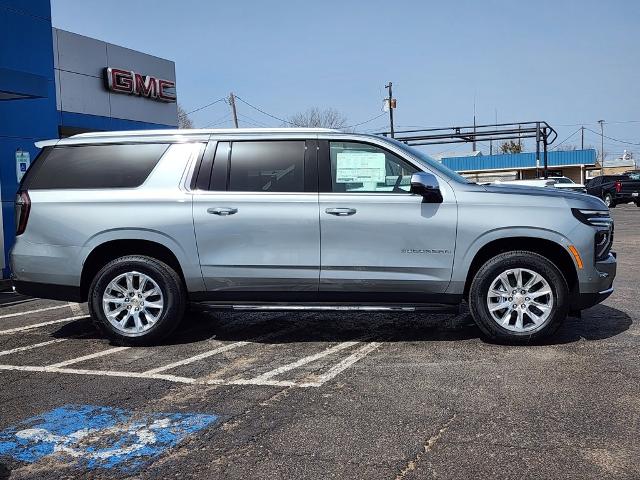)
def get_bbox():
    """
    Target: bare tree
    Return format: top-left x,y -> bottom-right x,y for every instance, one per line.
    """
498,140 -> 524,154
177,104 -> 194,129
286,107 -> 348,129
556,144 -> 577,151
